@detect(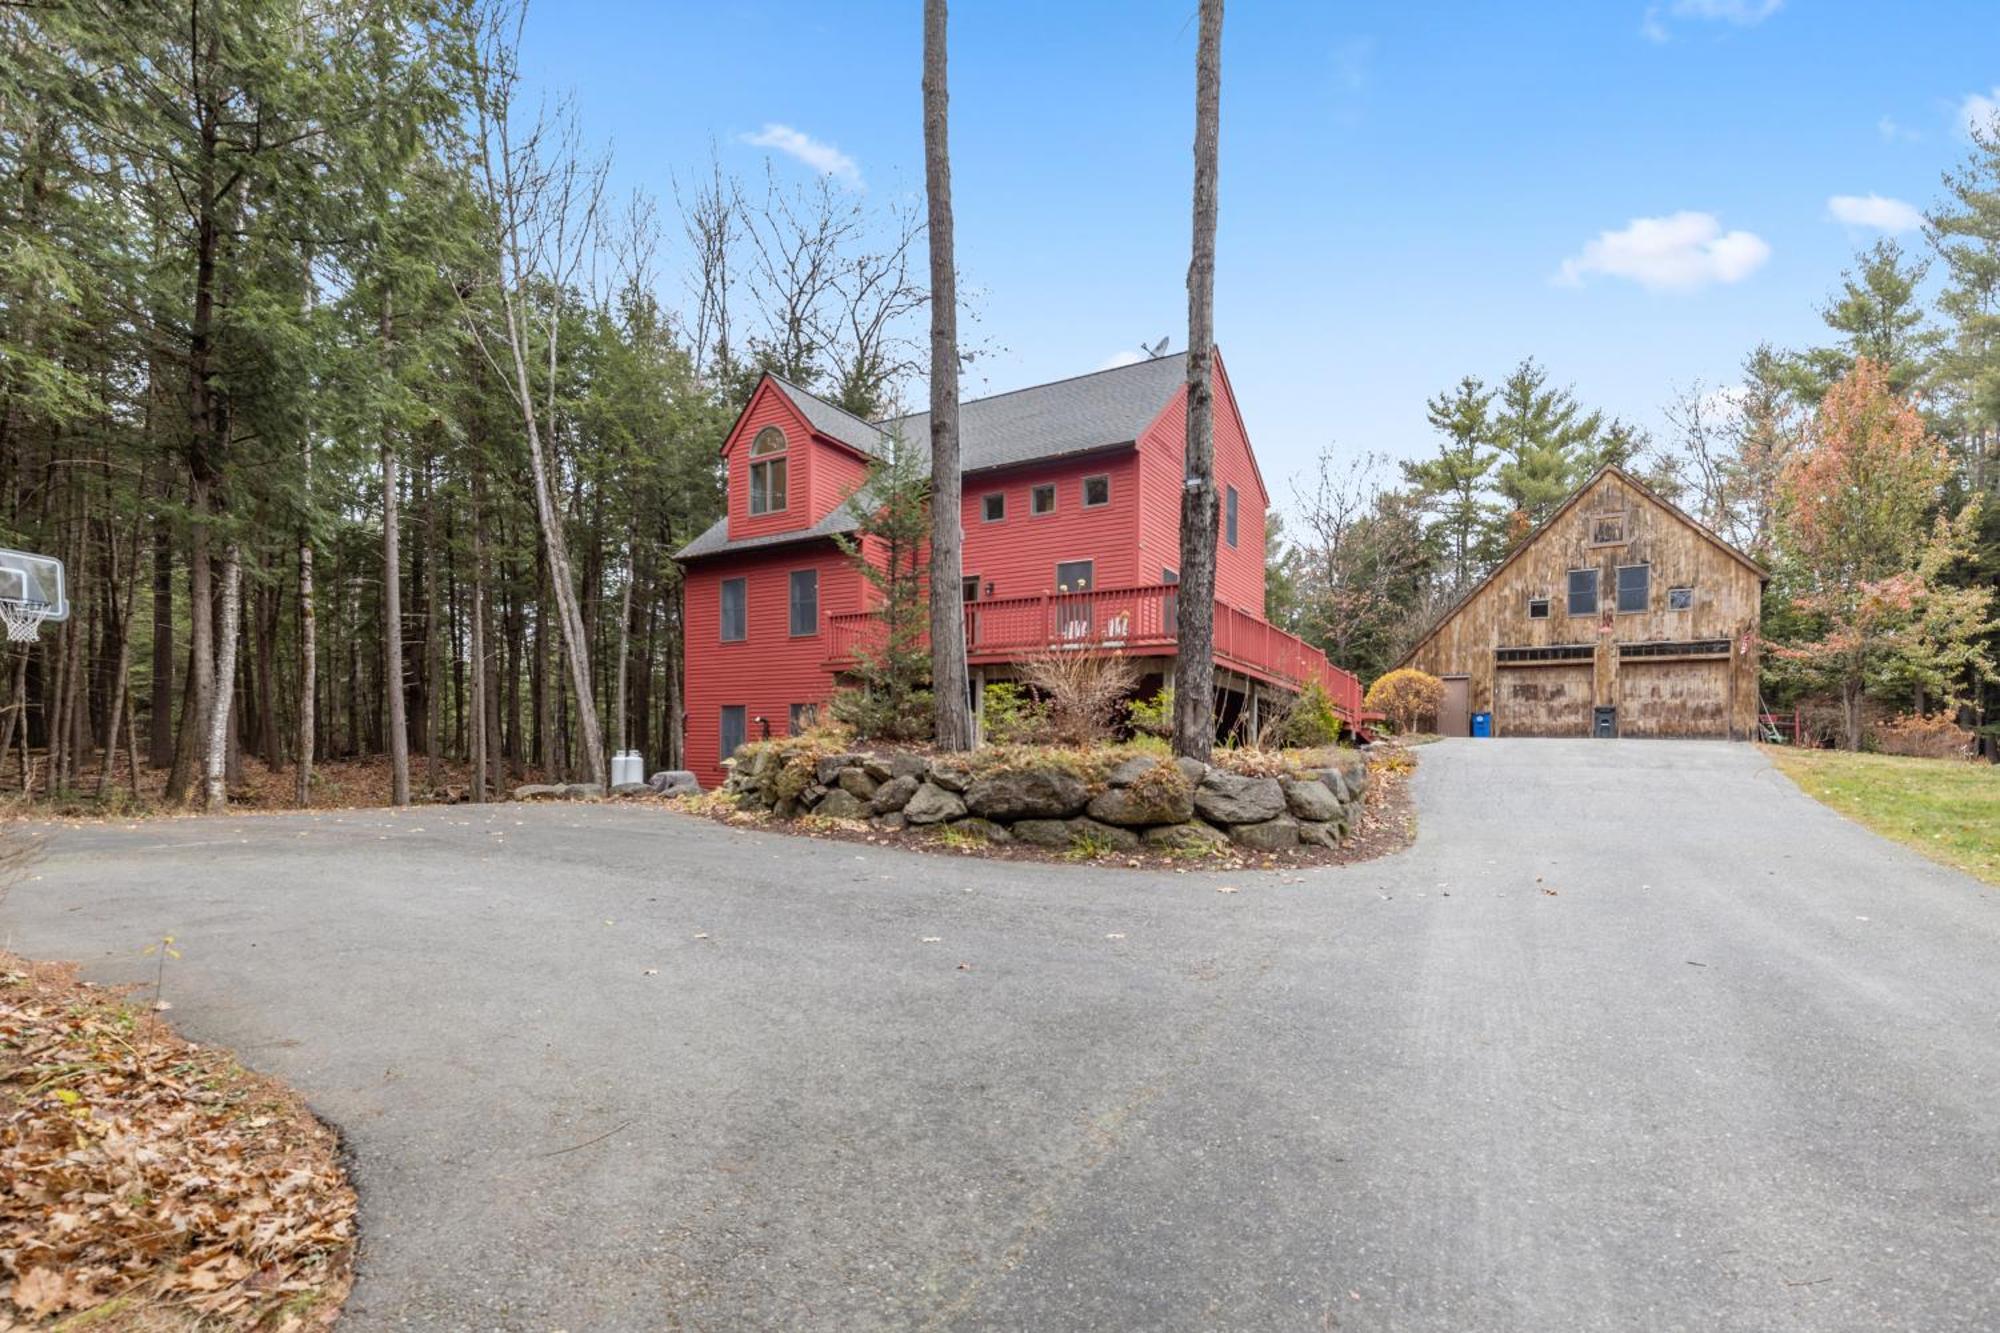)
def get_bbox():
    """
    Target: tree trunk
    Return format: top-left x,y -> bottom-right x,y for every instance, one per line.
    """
615,542 -> 634,751
1172,0 -> 1224,763
381,392 -> 410,804
149,507 -> 174,765
296,521 -> 316,805
204,544 -> 242,811
924,0 -> 971,751
97,501 -> 145,799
